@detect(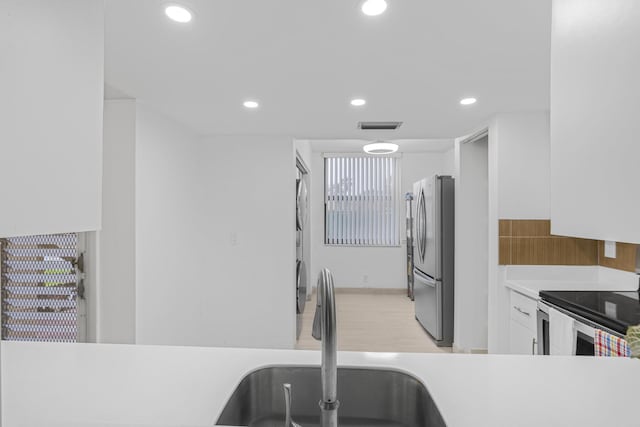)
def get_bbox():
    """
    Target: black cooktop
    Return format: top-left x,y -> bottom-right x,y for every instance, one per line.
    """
539,290 -> 640,335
